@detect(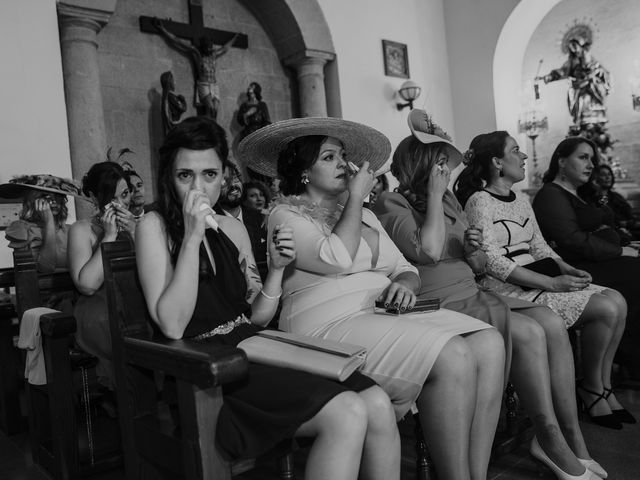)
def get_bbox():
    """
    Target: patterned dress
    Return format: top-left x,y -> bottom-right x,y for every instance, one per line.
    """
269,197 -> 492,419
464,190 -> 605,328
